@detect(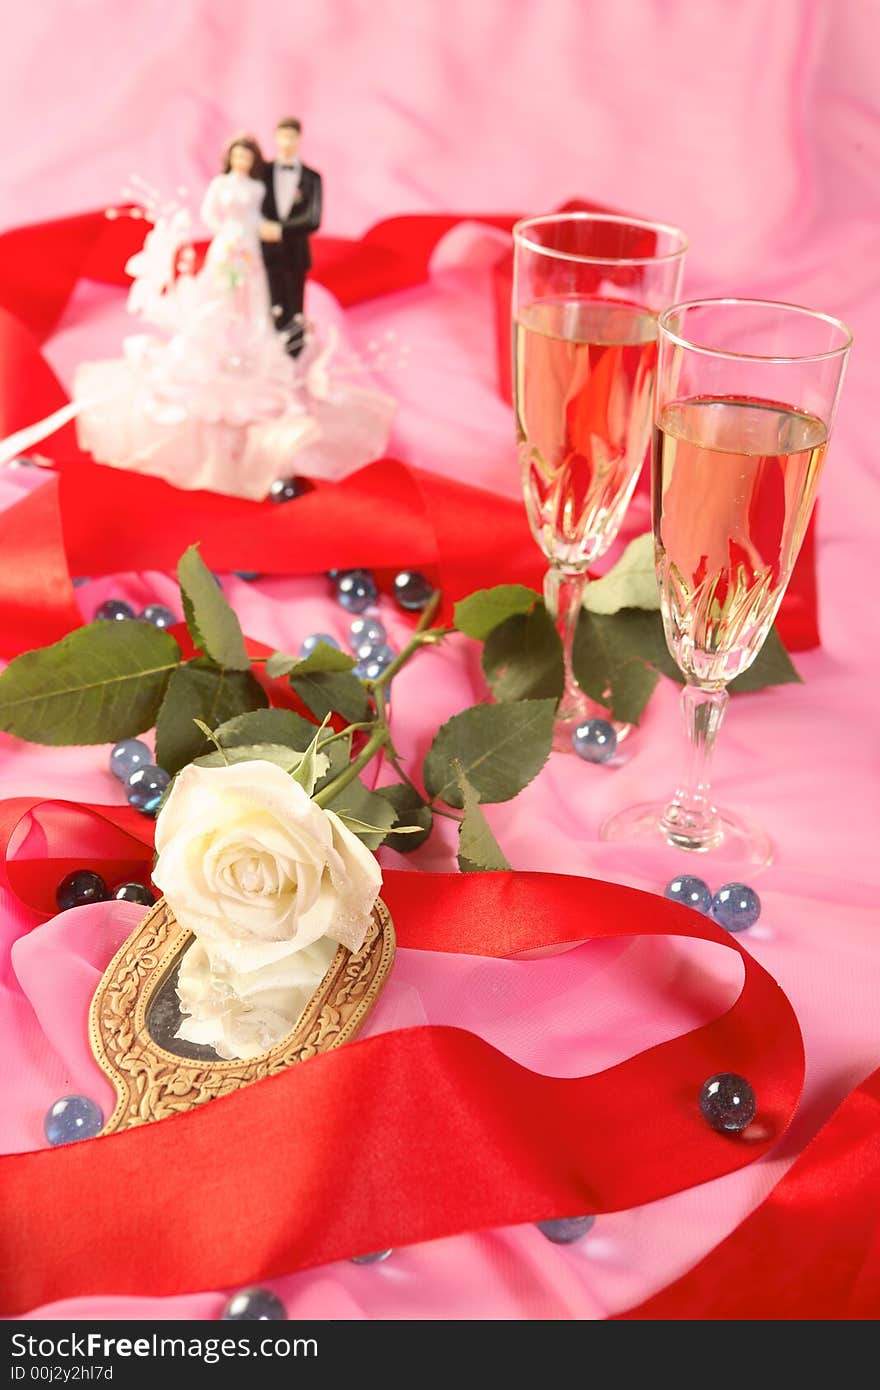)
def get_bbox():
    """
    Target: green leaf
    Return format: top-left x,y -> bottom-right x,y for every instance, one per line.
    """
265,652 -> 298,679
213,708 -> 351,789
177,545 -> 250,671
293,748 -> 332,791
314,731 -> 353,789
291,669 -> 370,723
378,783 -> 433,852
213,707 -> 320,750
582,533 -> 660,614
269,644 -> 357,679
281,639 -> 367,724
192,718 -> 225,751
482,604 -> 564,703
423,698 -> 555,809
453,584 -> 541,640
0,620 -> 180,745
289,715 -> 333,795
572,609 -> 671,724
154,659 -> 268,775
322,777 -> 396,849
337,813 -> 426,838
456,767 -> 511,872
729,626 -> 802,694
582,607 -> 671,675
637,618 -> 687,684
605,659 -> 660,724
194,743 -> 310,772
